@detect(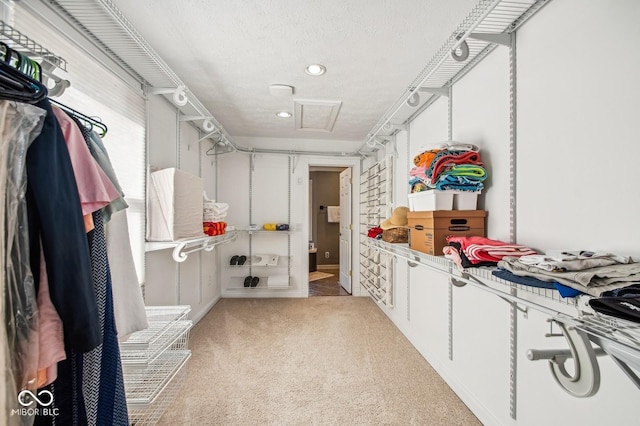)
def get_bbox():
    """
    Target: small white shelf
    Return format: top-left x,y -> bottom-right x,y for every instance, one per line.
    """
241,229 -> 293,235
145,231 -> 238,262
226,275 -> 290,290
227,254 -> 287,268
